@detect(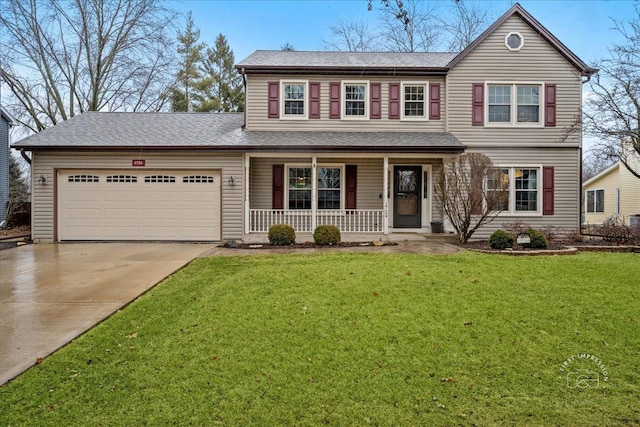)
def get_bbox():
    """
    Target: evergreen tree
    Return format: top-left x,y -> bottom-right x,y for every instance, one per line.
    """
194,34 -> 244,112
172,11 -> 205,112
